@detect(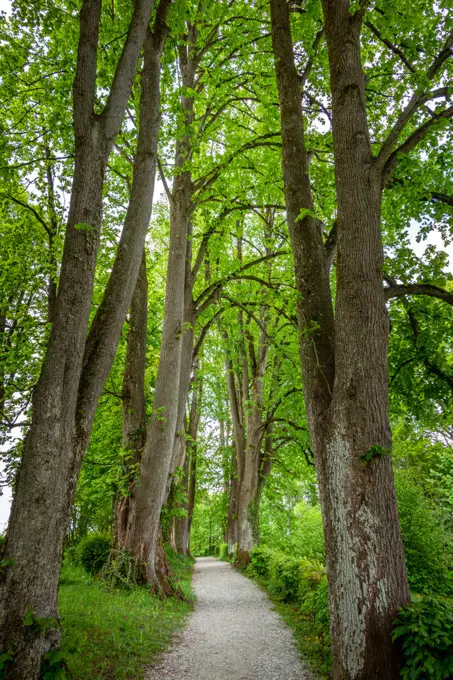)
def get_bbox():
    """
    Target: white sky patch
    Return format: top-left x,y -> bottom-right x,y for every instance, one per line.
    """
0,0 -> 11,14
408,220 -> 453,273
